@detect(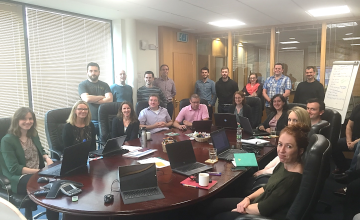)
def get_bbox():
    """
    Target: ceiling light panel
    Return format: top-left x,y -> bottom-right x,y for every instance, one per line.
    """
279,41 -> 300,44
307,5 -> 350,17
208,19 -> 245,27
